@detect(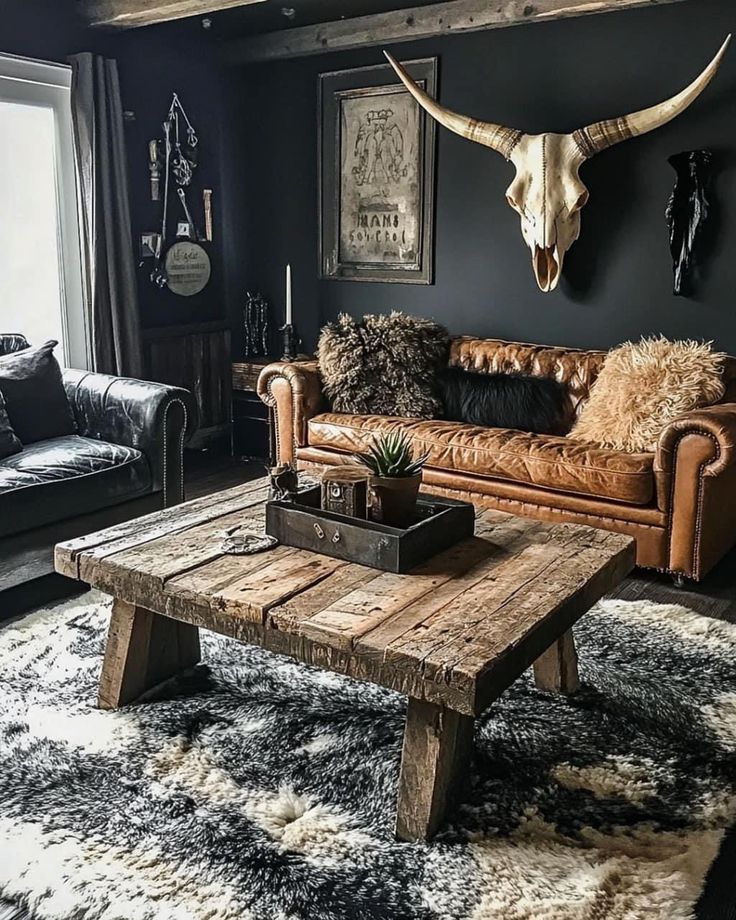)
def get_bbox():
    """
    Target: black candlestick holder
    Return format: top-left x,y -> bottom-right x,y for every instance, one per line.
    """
280,323 -> 299,362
